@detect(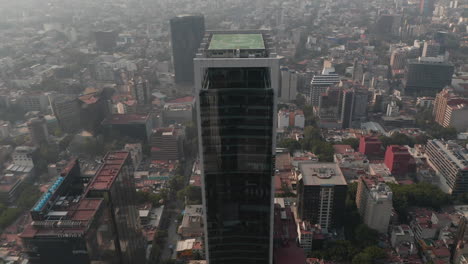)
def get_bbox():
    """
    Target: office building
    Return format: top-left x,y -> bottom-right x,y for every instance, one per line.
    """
403,57 -> 454,96
341,89 -> 355,129
194,31 -> 280,264
280,68 -> 298,102
163,96 -> 195,125
12,146 -> 36,168
426,140 -> 468,196
420,0 -> 436,16
384,145 -> 416,177
170,14 -> 205,84
102,114 -> 153,141
390,46 -> 420,76
94,30 -> 117,52
433,88 -> 468,132
353,88 -> 369,122
21,159 -> 121,264
28,117 -> 49,146
20,93 -> 49,113
51,95 -> 81,133
374,14 -> 401,37
21,155 -> 145,264
130,77 -> 151,104
309,67 -> 340,106
85,152 -> 146,263
356,175 -> 393,233
78,92 -> 109,133
297,162 -> 348,230
422,41 -> 441,57
150,127 -> 182,160
317,86 -> 342,128
277,109 -> 305,129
